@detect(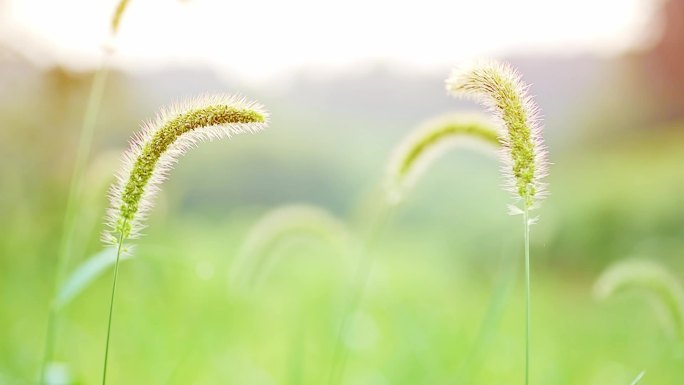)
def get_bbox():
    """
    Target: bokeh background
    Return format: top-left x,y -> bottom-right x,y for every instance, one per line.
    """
1,0 -> 684,384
